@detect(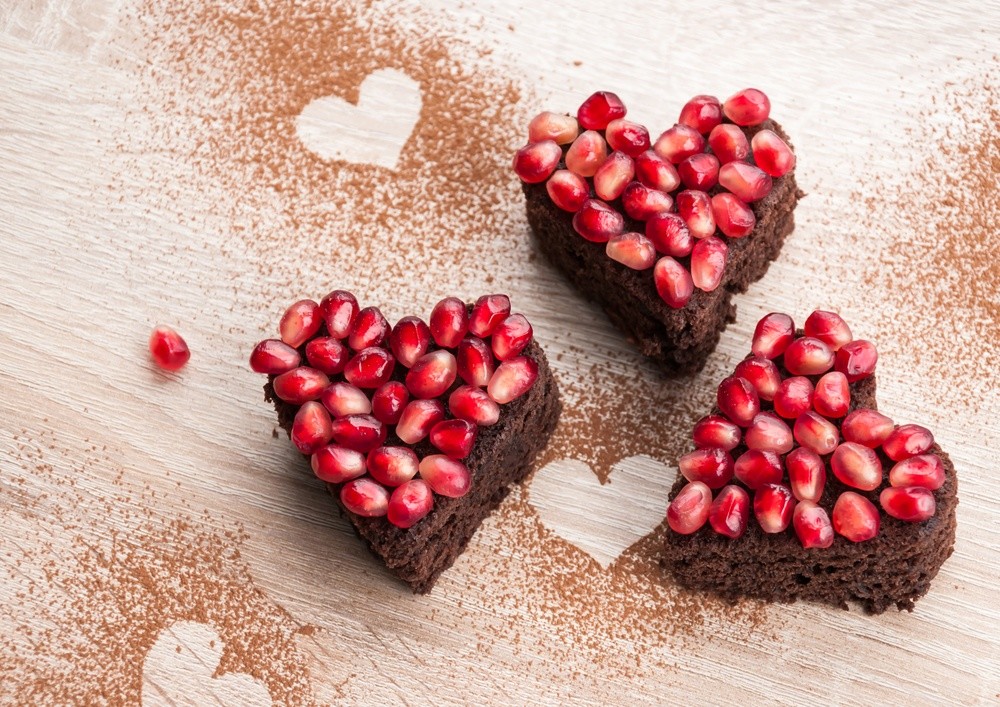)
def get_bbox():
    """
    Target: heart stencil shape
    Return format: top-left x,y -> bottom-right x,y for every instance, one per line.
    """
529,455 -> 675,568
296,68 -> 421,169
142,621 -> 272,707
